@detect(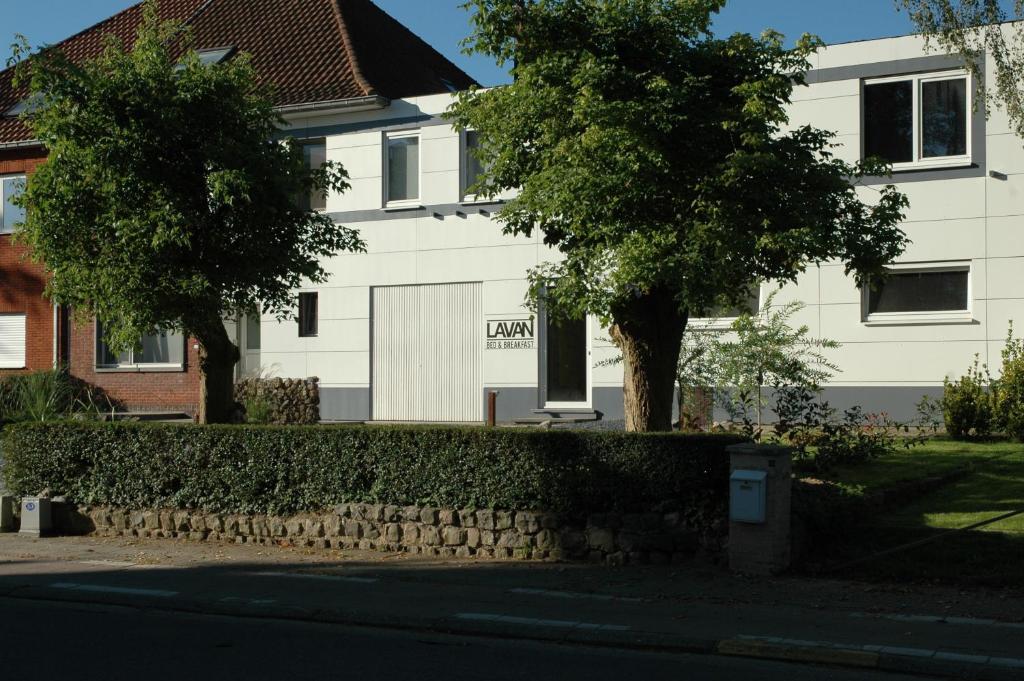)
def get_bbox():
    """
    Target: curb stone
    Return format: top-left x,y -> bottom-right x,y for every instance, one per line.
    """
3,585 -> 1024,680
